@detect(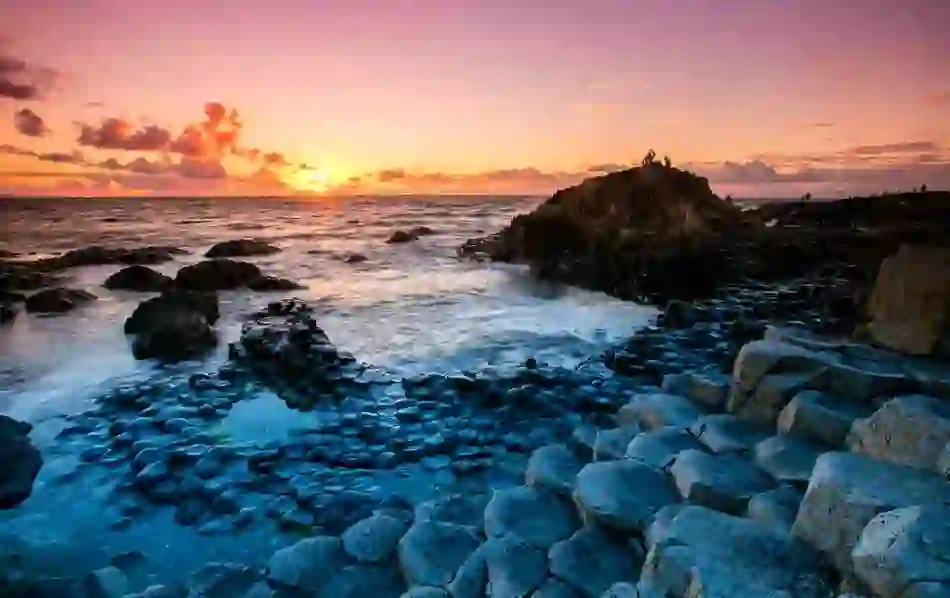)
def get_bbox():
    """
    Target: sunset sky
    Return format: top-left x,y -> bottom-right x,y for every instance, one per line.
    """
1,0 -> 948,197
